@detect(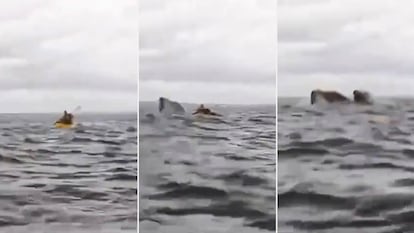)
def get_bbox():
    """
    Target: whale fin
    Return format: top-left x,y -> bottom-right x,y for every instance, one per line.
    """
158,97 -> 186,116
